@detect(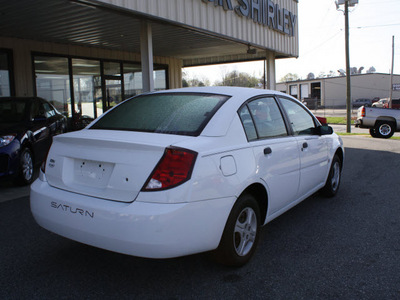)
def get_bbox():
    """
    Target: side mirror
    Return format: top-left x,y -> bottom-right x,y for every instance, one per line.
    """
317,125 -> 333,135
